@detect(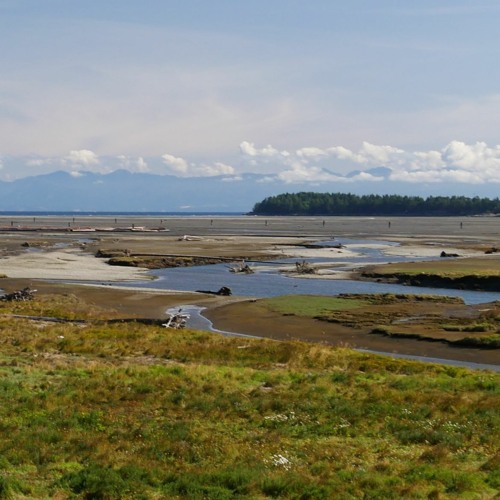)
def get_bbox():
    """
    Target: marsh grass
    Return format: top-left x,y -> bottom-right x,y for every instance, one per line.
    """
263,295 -> 367,317
364,257 -> 500,278
261,294 -> 500,345
0,294 -> 498,498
